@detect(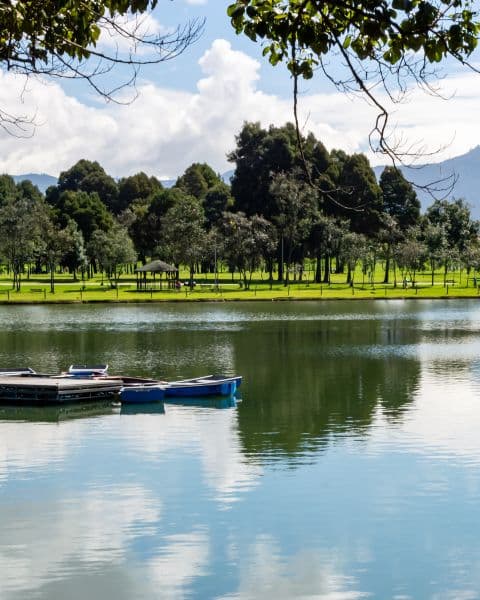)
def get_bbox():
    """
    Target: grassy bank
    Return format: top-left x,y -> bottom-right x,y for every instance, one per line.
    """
0,270 -> 478,303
